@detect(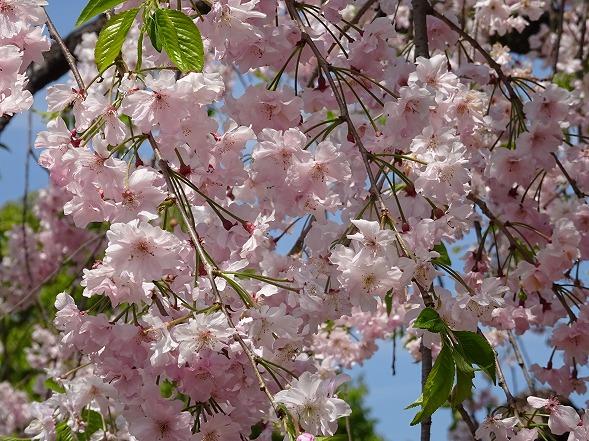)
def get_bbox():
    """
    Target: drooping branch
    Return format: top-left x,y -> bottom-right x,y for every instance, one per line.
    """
0,16 -> 108,135
285,0 -> 389,218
